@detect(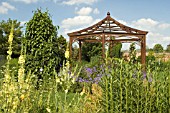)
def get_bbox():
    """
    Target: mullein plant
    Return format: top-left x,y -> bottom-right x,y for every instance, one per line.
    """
1,21 -> 20,113
0,22 -> 31,113
17,37 -> 32,113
